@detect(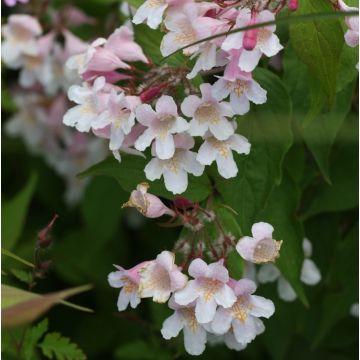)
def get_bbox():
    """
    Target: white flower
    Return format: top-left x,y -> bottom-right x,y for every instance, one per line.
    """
186,43 -> 217,80
144,133 -> 204,194
174,258 -> 236,324
212,71 -> 267,115
134,95 -> 189,160
197,133 -> 251,179
210,279 -> 274,345
132,0 -> 170,29
236,222 -> 282,264
139,251 -> 188,303
181,83 -> 235,141
63,77 -> 108,132
161,297 -> 207,356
